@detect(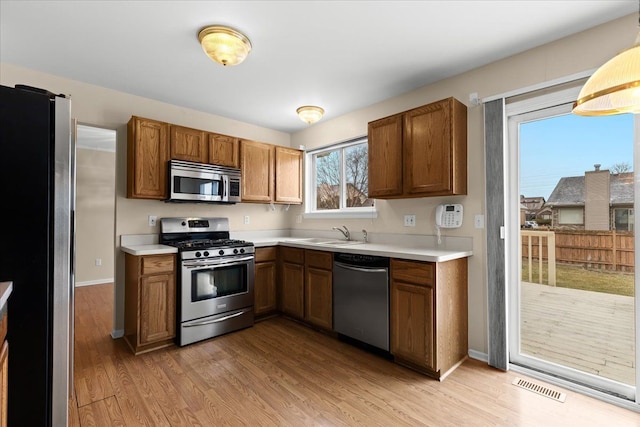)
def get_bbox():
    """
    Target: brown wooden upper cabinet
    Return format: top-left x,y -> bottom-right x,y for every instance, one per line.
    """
170,125 -> 208,163
208,132 -> 239,168
240,140 -> 303,204
275,146 -> 303,204
127,116 -> 170,200
368,97 -> 467,199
